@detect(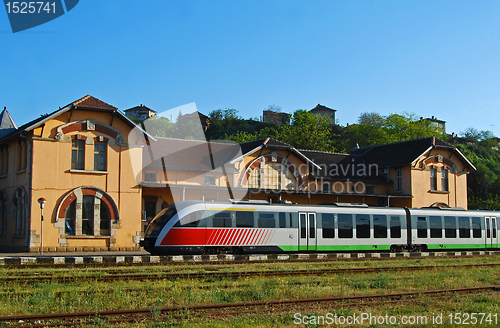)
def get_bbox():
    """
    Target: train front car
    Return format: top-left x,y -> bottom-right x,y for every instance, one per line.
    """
141,200 -> 206,255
